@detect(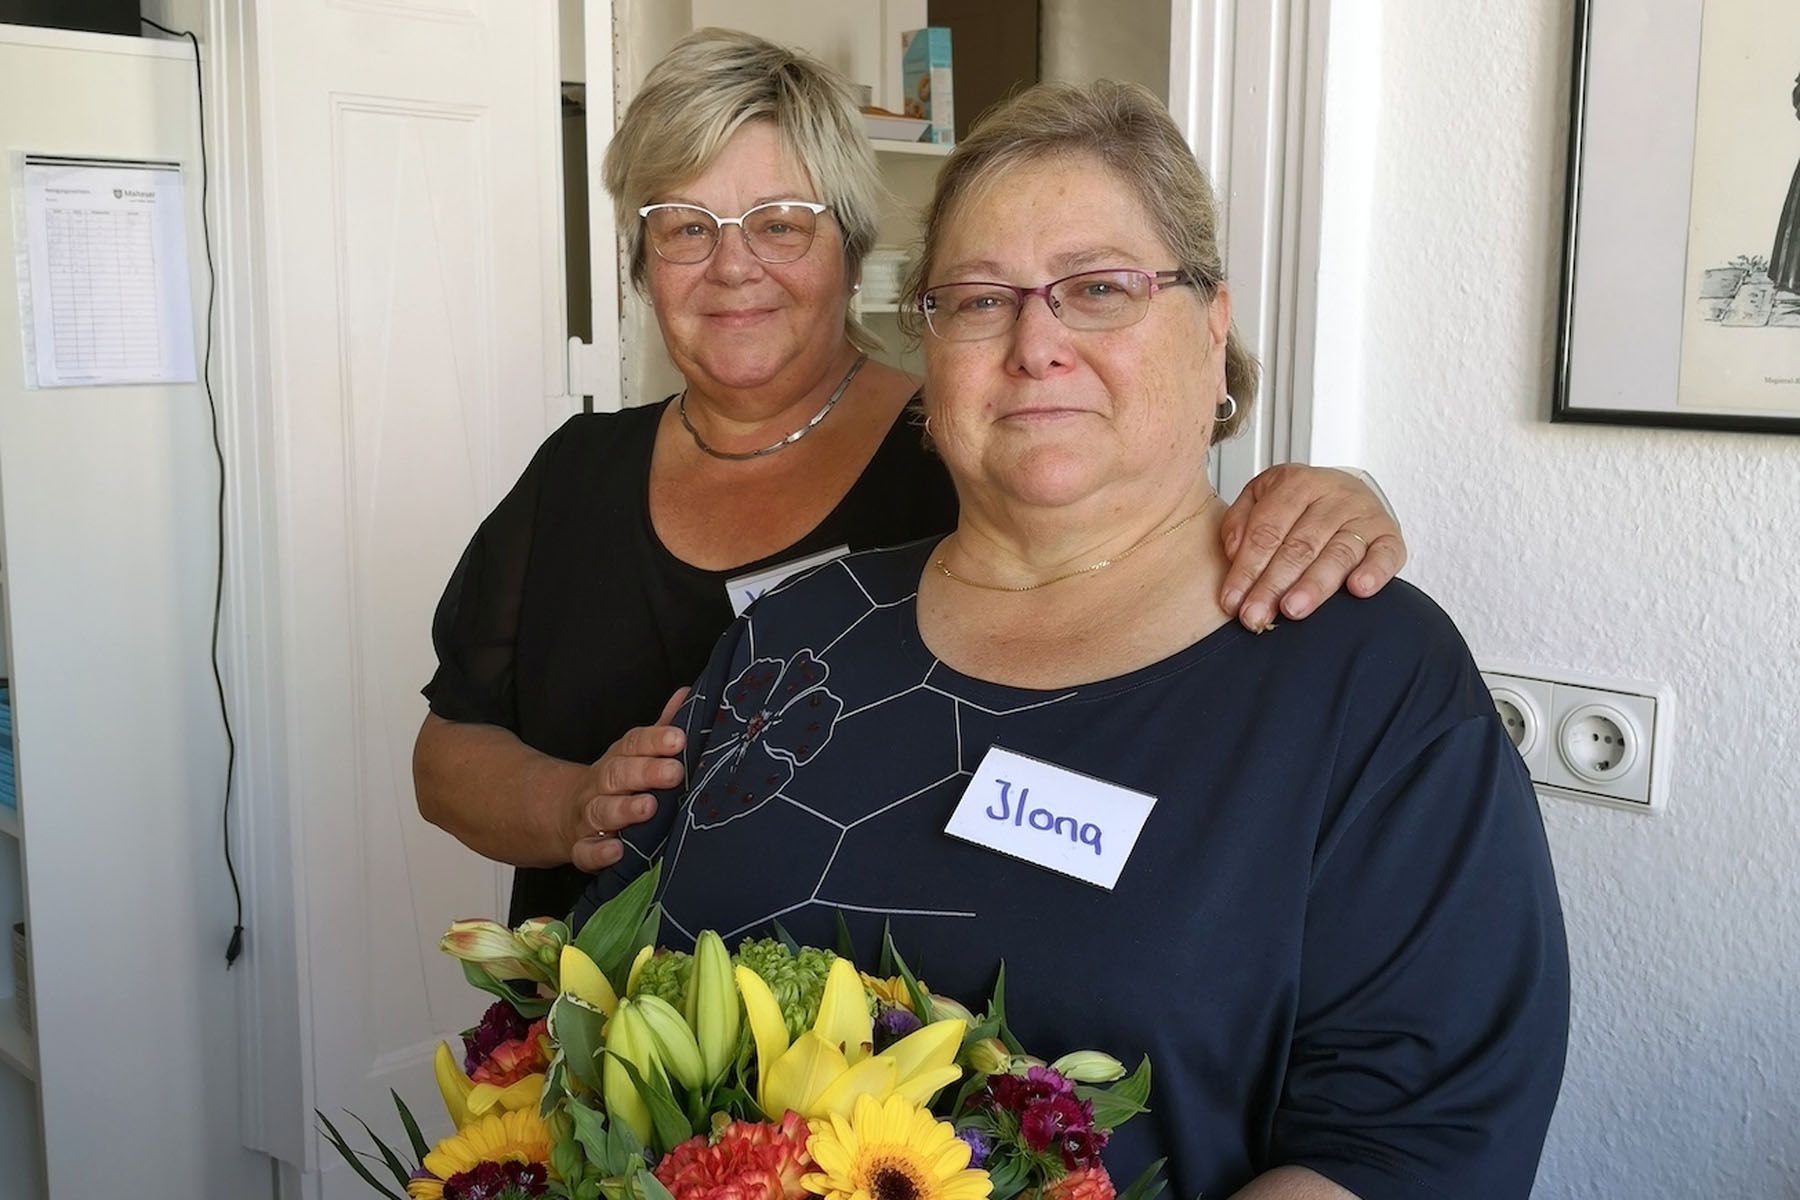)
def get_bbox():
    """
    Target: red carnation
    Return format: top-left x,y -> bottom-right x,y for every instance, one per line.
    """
1043,1167 -> 1115,1200
470,1018 -> 549,1087
654,1113 -> 815,1200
